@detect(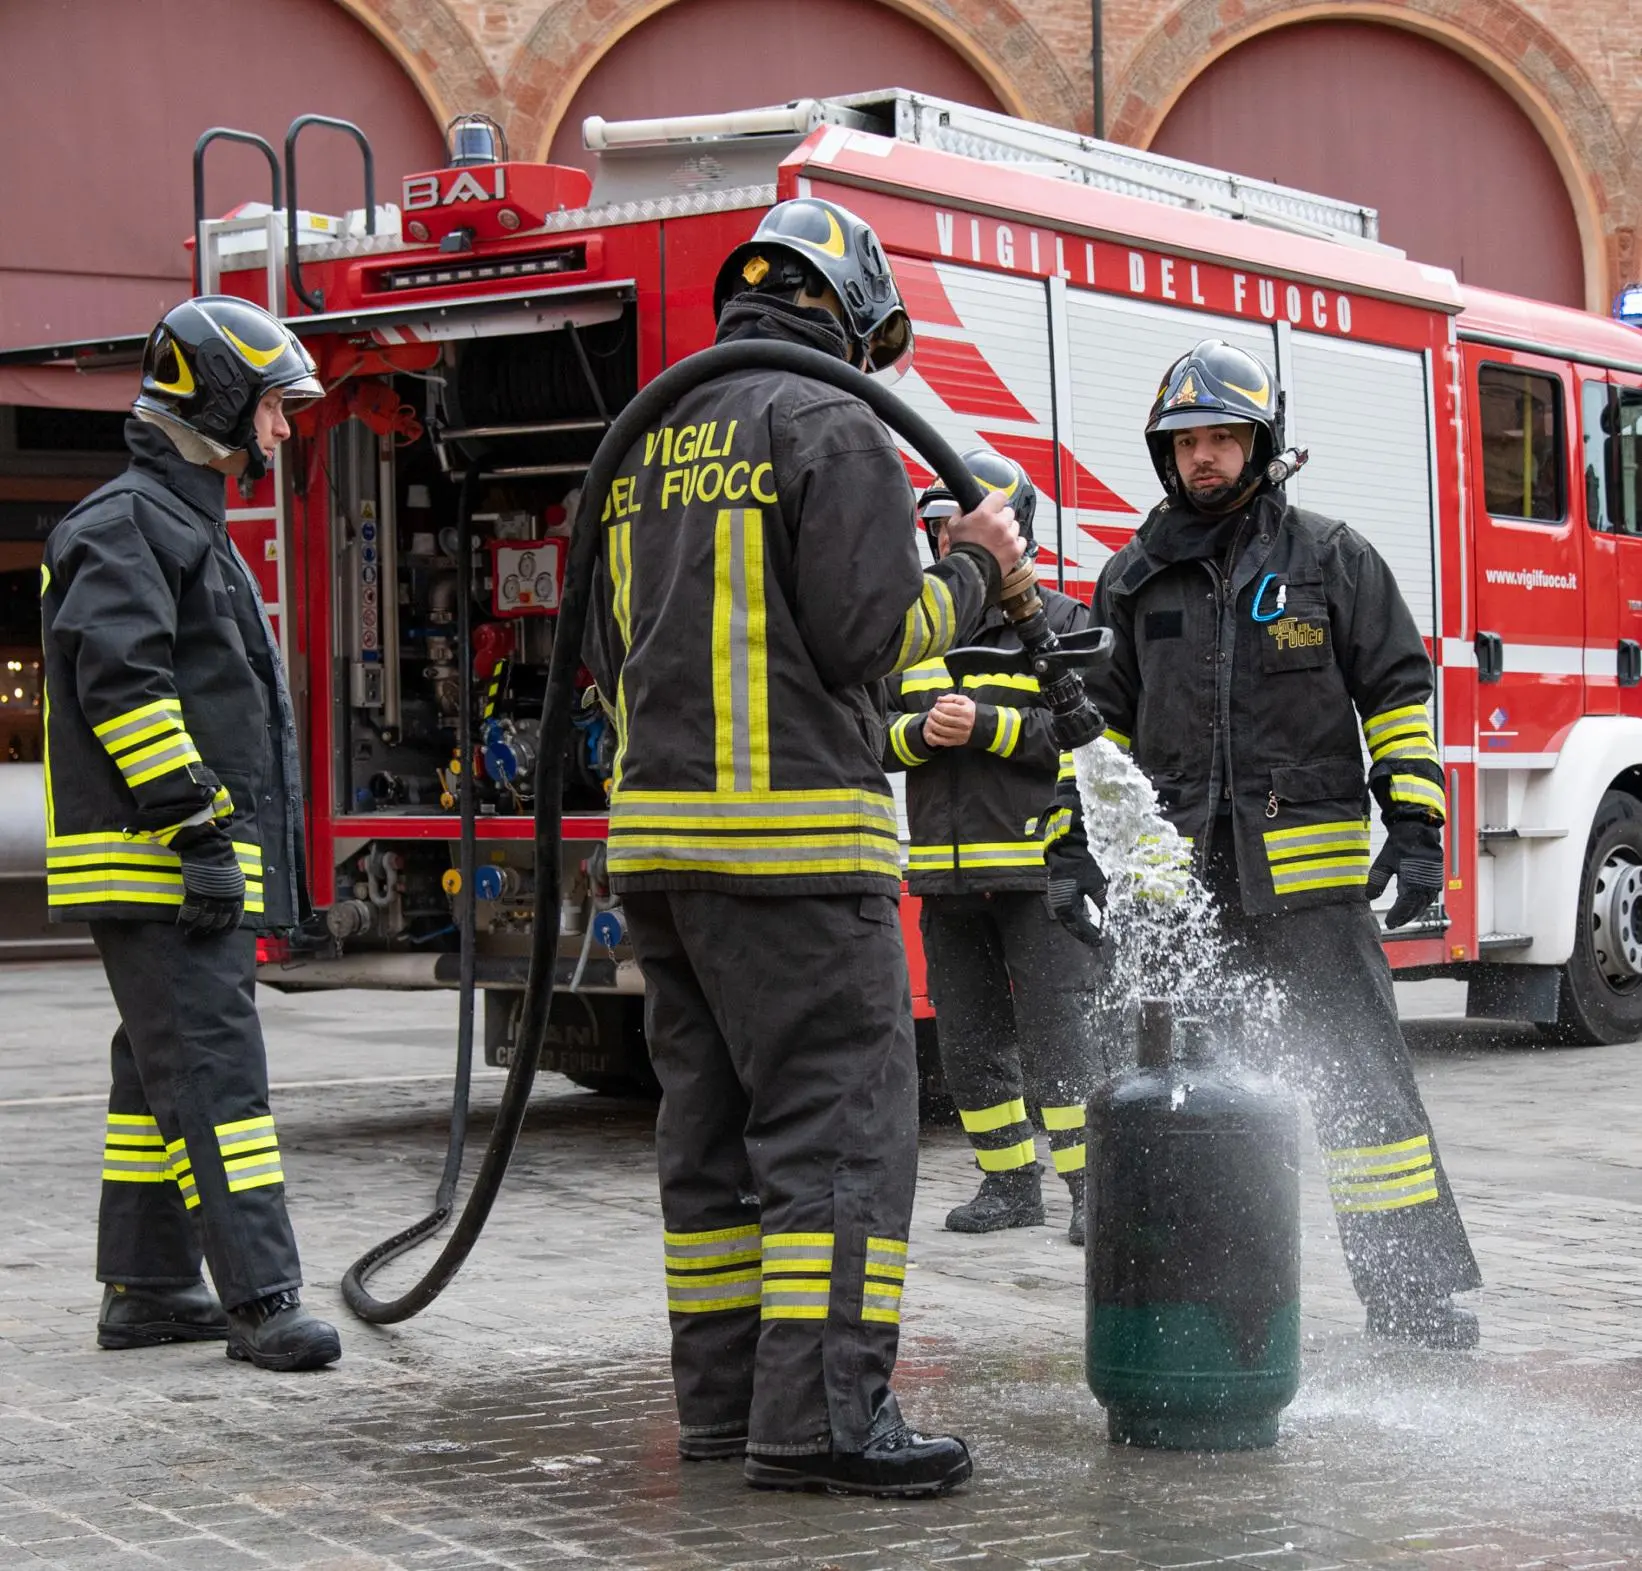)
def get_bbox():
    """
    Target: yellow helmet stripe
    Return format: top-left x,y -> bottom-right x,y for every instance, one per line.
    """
220,324 -> 288,370
789,208 -> 847,261
152,343 -> 196,397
